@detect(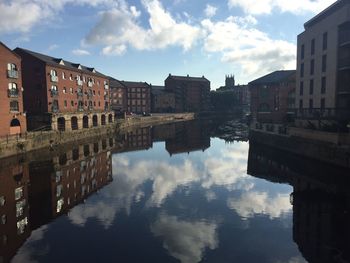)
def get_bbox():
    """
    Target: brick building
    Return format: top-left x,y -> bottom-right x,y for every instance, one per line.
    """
109,77 -> 127,113
118,81 -> 151,114
249,70 -> 296,124
14,48 -> 114,131
0,42 -> 27,138
151,85 -> 175,113
165,74 -> 210,113
295,0 -> 350,130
